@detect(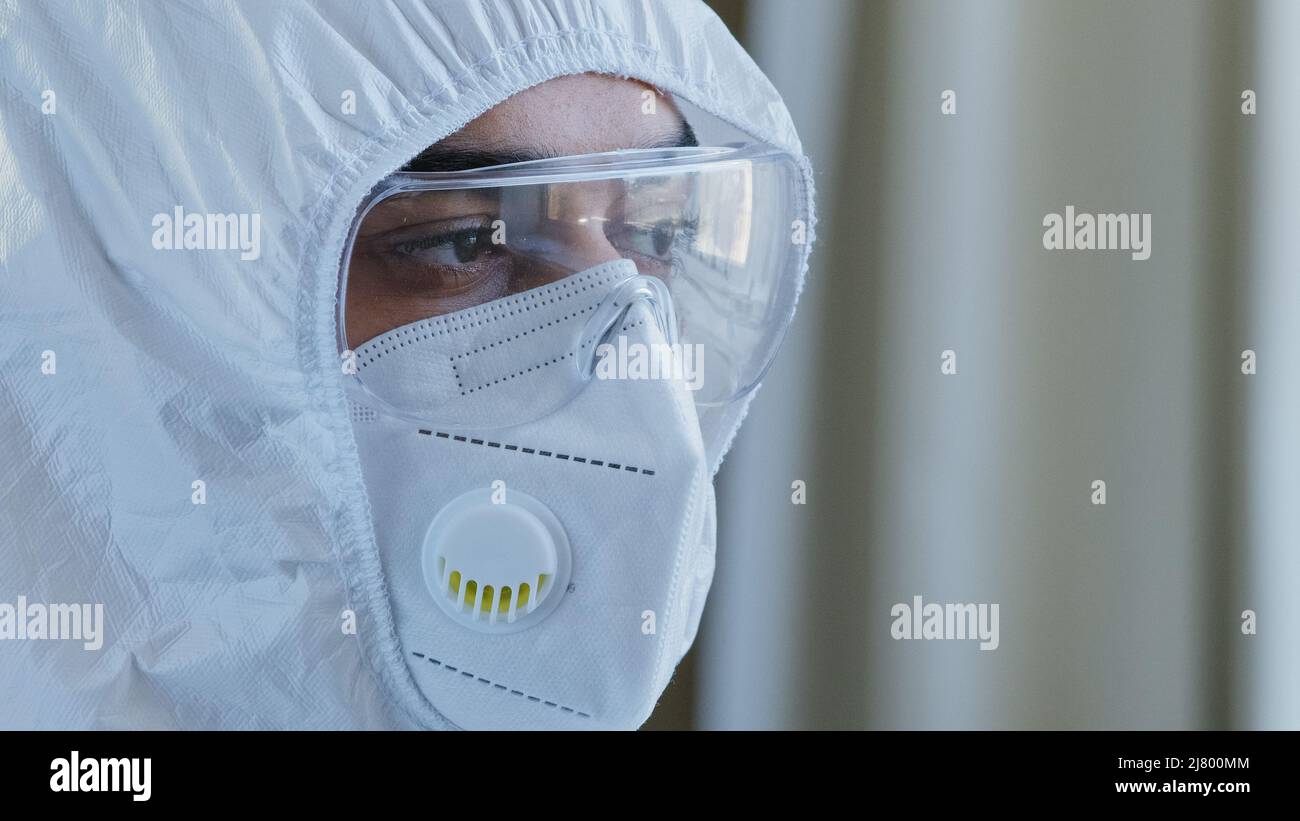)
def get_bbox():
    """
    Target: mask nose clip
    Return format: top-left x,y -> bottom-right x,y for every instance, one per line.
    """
578,272 -> 678,381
